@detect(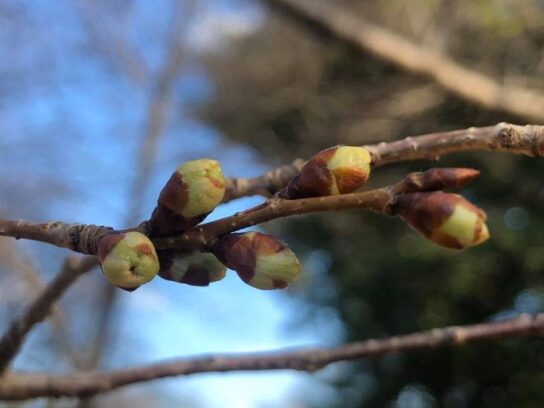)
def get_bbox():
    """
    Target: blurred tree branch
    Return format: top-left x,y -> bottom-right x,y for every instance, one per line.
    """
0,242 -> 85,368
0,313 -> 542,400
79,1 -> 198,385
262,0 -> 544,122
0,256 -> 97,374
